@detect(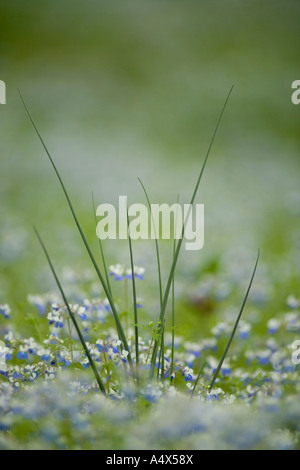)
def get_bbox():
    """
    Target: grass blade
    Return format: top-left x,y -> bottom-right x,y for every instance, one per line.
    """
170,262 -> 175,381
190,361 -> 207,398
34,227 -> 107,396
137,178 -> 163,309
19,91 -> 133,372
149,86 -> 234,380
209,250 -> 260,392
138,178 -> 164,380
92,192 -> 112,296
160,326 -> 165,381
170,196 -> 180,380
126,210 -> 139,370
